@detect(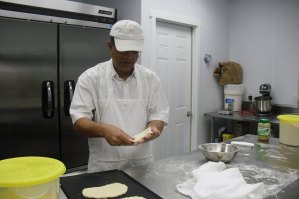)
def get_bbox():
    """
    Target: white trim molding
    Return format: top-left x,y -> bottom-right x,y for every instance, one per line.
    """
150,9 -> 201,151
